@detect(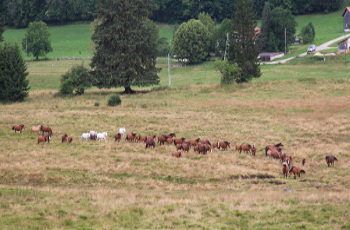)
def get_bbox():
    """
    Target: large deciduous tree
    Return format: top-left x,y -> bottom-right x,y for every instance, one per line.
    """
0,43 -> 29,102
90,0 -> 159,94
22,21 -> 52,60
227,0 -> 260,83
173,19 -> 210,64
